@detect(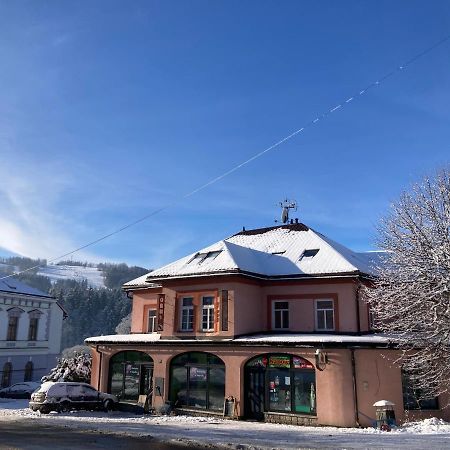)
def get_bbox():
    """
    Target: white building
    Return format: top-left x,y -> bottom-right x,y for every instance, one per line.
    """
0,277 -> 65,386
